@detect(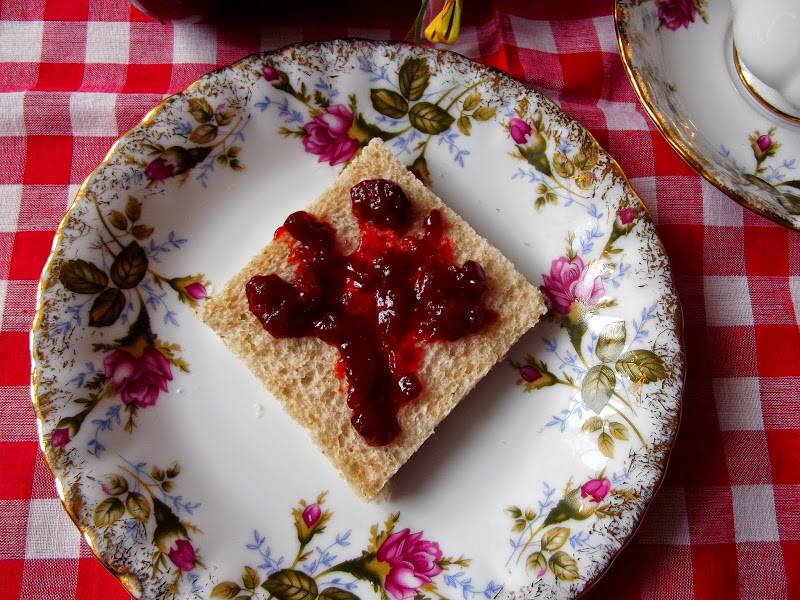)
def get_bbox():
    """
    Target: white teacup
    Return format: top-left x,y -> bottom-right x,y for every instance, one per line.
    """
731,0 -> 800,114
